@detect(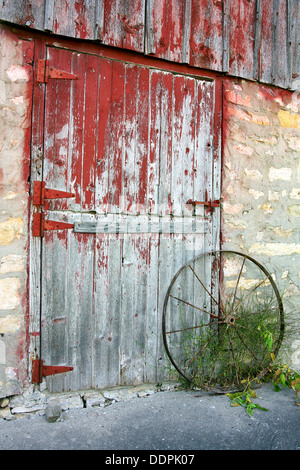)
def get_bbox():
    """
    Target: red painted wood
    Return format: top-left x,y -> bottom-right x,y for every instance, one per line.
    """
96,58 -> 113,211
70,50 -> 86,208
81,54 -> 99,211
1,0 -> 298,89
227,0 -> 256,79
43,47 -> 73,212
147,0 -> 185,62
101,0 -> 145,51
189,0 -> 223,71
108,61 -> 125,208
